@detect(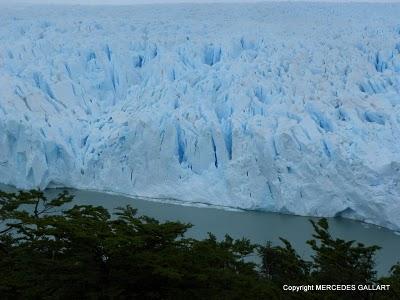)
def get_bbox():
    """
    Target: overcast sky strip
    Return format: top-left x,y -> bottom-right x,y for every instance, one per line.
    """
2,0 -> 399,5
